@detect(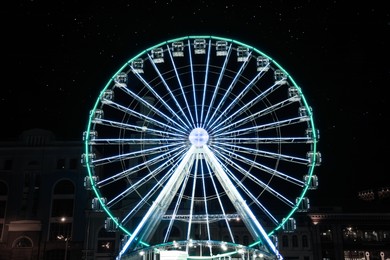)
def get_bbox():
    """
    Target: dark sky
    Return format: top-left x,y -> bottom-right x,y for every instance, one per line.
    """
1,1 -> 389,211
